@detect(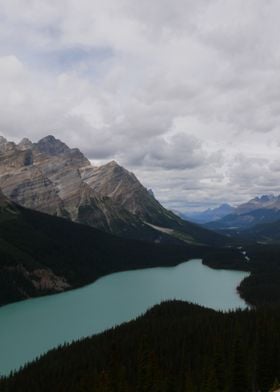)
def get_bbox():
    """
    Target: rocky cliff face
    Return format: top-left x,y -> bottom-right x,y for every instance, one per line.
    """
80,160 -> 182,225
0,135 -> 224,245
